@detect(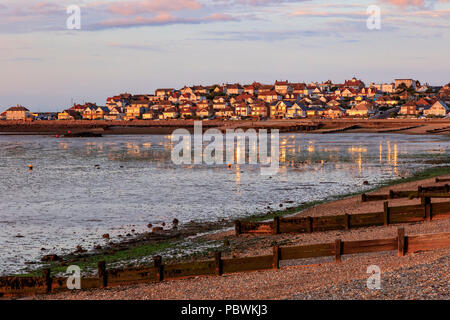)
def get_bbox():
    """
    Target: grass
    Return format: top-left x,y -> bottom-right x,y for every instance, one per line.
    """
24,242 -> 174,277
